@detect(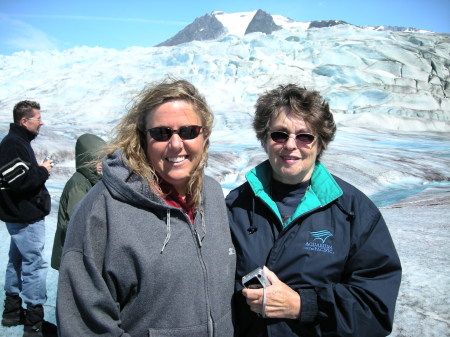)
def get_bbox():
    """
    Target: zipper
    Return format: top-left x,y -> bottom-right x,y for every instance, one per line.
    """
279,205 -> 323,236
193,227 -> 203,247
189,210 -> 213,336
